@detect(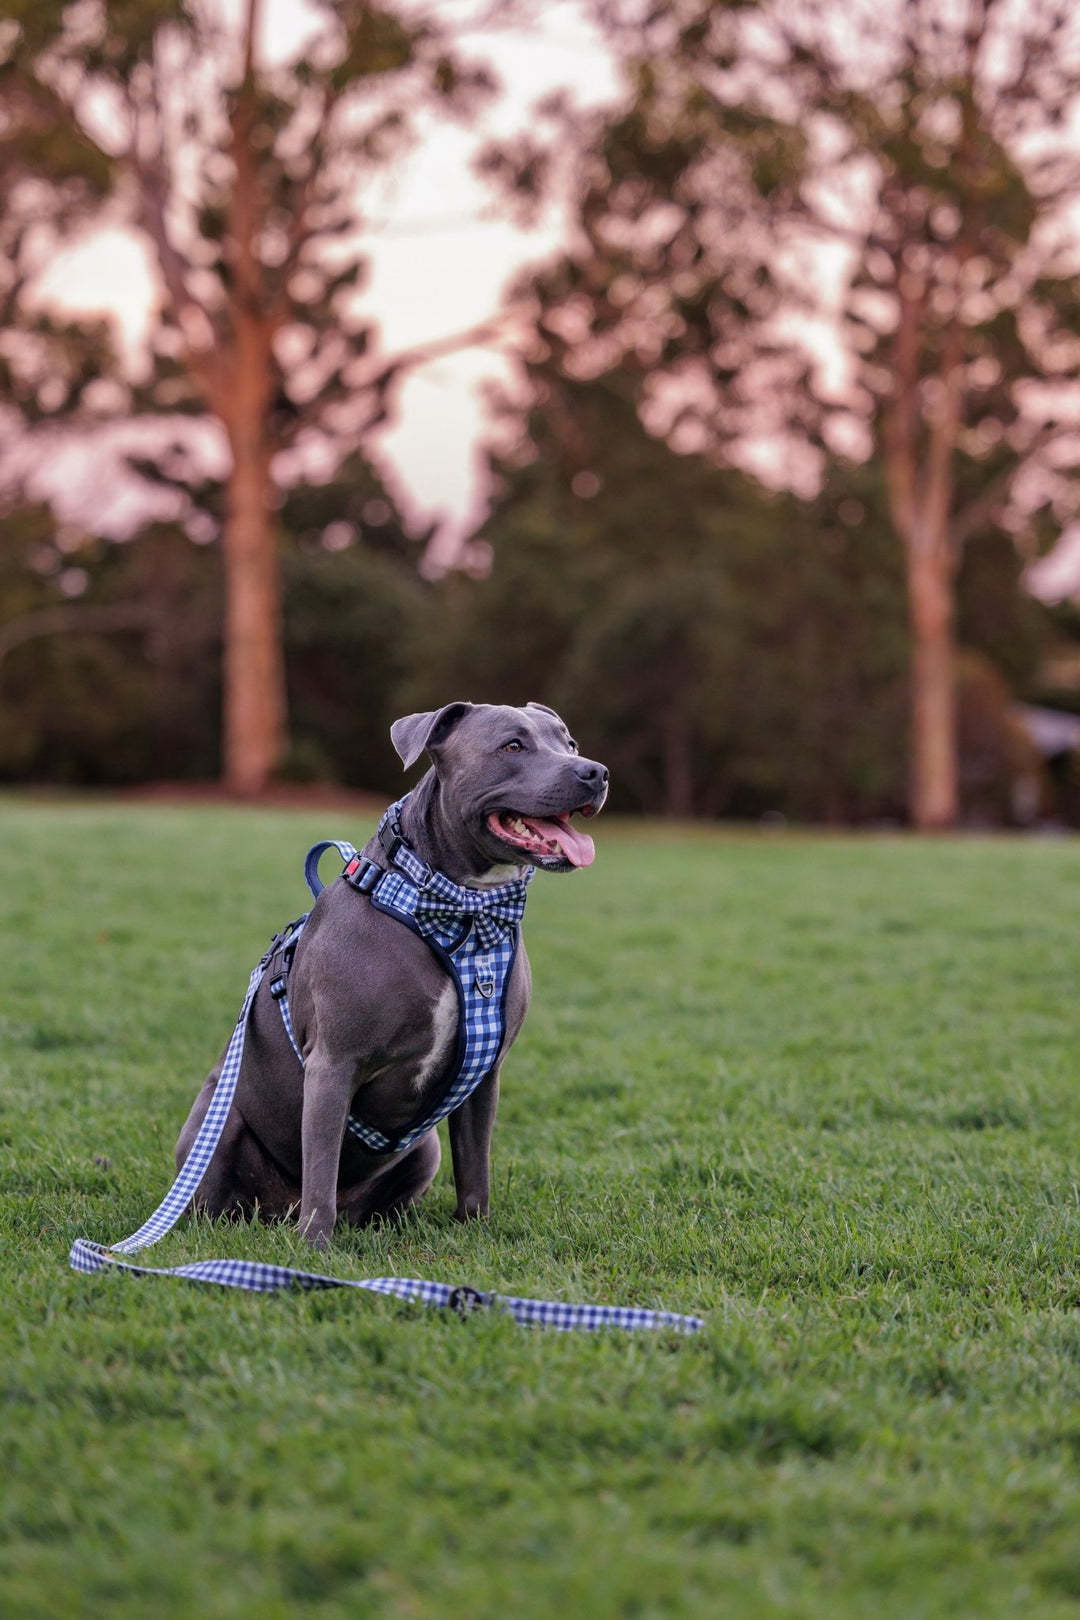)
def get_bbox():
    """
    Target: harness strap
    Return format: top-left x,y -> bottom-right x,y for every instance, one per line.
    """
67,810 -> 705,1332
286,805 -> 529,1157
304,839 -> 360,898
258,920 -> 395,1148
67,921 -> 703,1332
